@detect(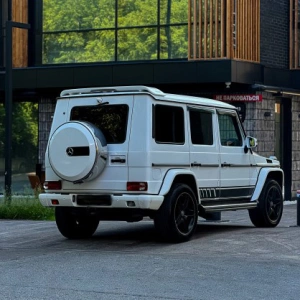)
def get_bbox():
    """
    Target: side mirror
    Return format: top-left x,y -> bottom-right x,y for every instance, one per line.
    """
245,136 -> 257,149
